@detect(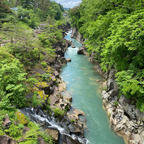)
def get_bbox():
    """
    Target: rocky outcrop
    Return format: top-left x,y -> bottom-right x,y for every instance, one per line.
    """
62,134 -> 84,144
0,136 -> 17,144
38,137 -> 46,144
70,27 -> 144,144
46,128 -> 59,141
66,58 -> 71,62
67,108 -> 86,136
21,28 -> 87,144
71,28 -> 83,43
58,22 -> 71,34
102,70 -> 144,144
77,47 -> 85,55
3,114 -> 11,129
